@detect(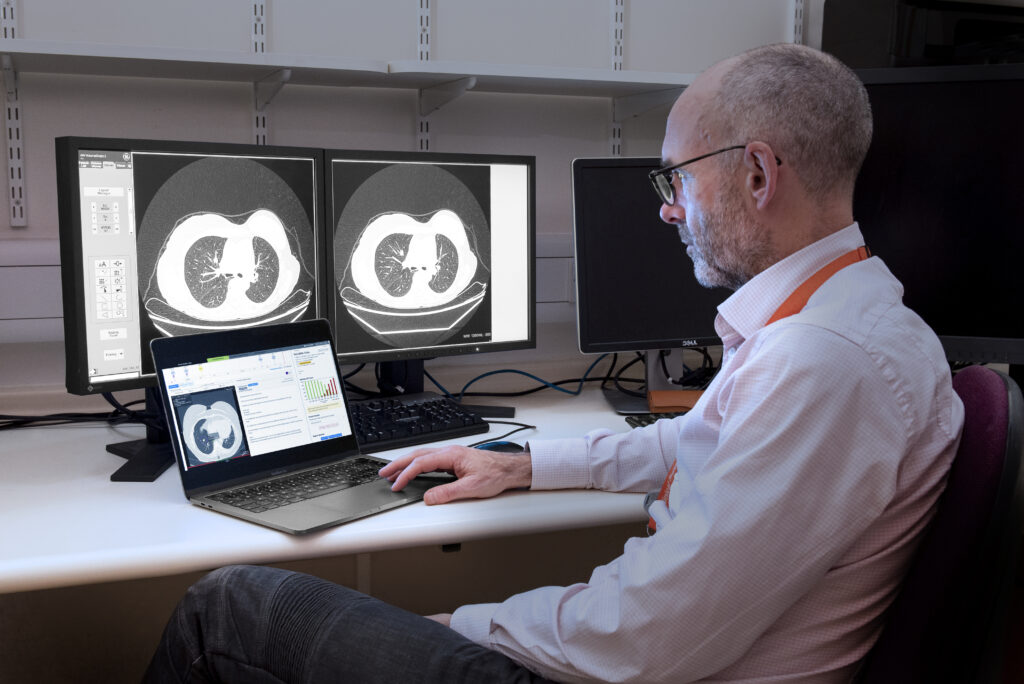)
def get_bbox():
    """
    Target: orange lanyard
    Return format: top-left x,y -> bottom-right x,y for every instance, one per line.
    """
647,246 -> 870,532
